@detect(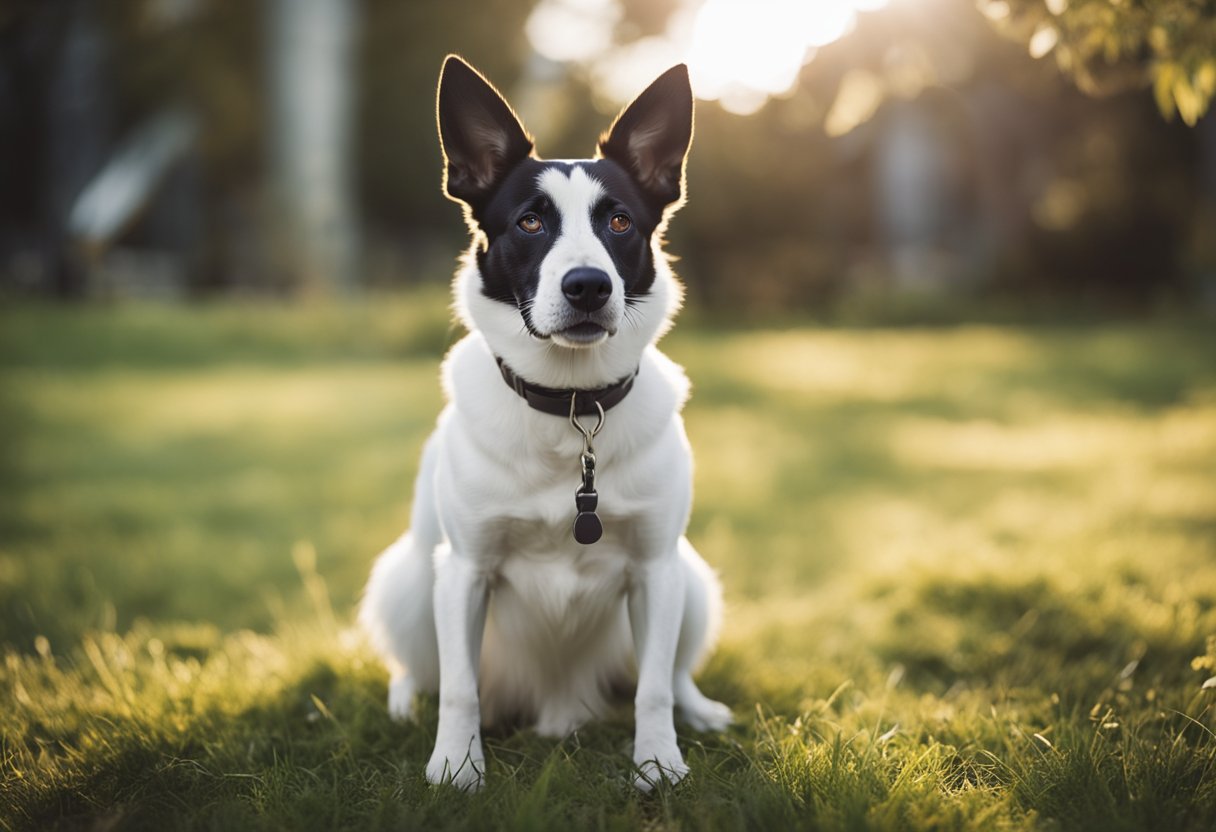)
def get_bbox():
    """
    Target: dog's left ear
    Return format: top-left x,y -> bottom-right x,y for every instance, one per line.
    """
437,55 -> 534,210
598,64 -> 693,208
